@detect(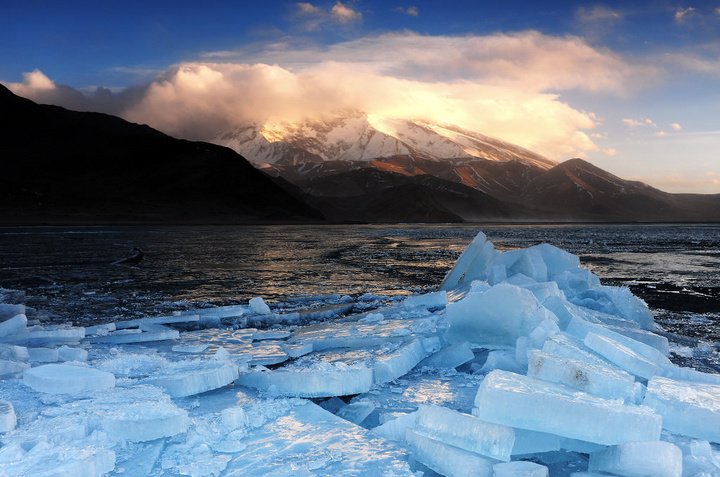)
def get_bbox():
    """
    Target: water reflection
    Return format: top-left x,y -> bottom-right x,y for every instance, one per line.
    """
0,224 -> 718,326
